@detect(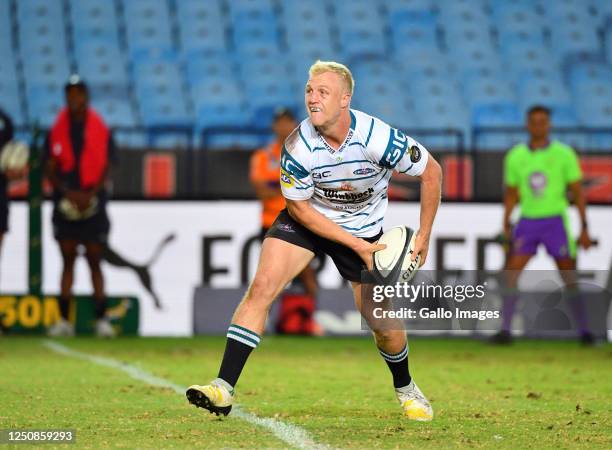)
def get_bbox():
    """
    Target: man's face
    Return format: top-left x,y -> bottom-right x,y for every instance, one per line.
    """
66,86 -> 88,117
305,71 -> 350,128
272,115 -> 297,143
526,110 -> 551,140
